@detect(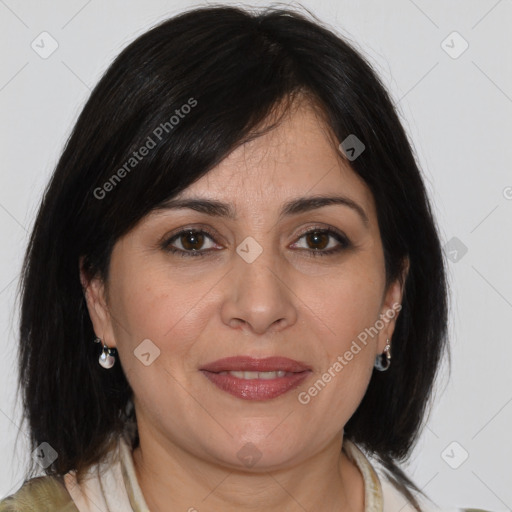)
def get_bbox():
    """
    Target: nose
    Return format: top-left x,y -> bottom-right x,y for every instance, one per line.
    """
220,241 -> 298,336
